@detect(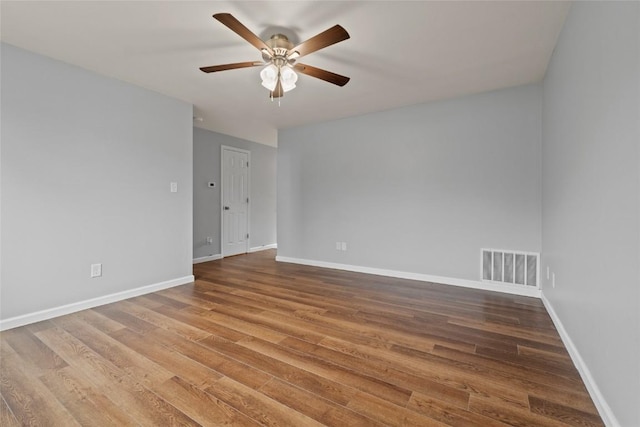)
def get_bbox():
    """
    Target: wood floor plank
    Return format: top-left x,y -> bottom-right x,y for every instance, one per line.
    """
152,303 -> 250,342
475,345 -> 580,380
52,315 -> 175,387
517,343 -> 572,360
205,376 -> 326,427
159,286 -> 220,310
24,319 -> 58,334
258,377 -> 385,427
34,326 -> 198,426
184,305 -> 289,343
110,327 -> 223,390
146,327 -> 274,390
0,250 -> 603,426
469,395 -> 578,427
528,395 -> 604,427
204,284 -> 329,315
319,306 -> 478,353
318,334 -> 530,410
73,309 -> 127,334
0,351 -> 79,426
203,300 -> 327,344
195,334 -> 360,406
1,327 -> 68,375
447,317 -> 564,346
346,389 -> 449,426
0,394 -> 20,427
232,334 -> 413,406
408,391 -> 510,427
277,335 -> 471,410
154,375 -> 260,426
118,299 -> 212,341
249,307 -> 405,350
432,344 -> 585,393
128,294 -> 166,309
425,323 -> 521,354
143,292 -> 191,310
292,309 -> 438,353
92,304 -> 158,334
39,366 -> 137,426
233,285 -> 360,315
